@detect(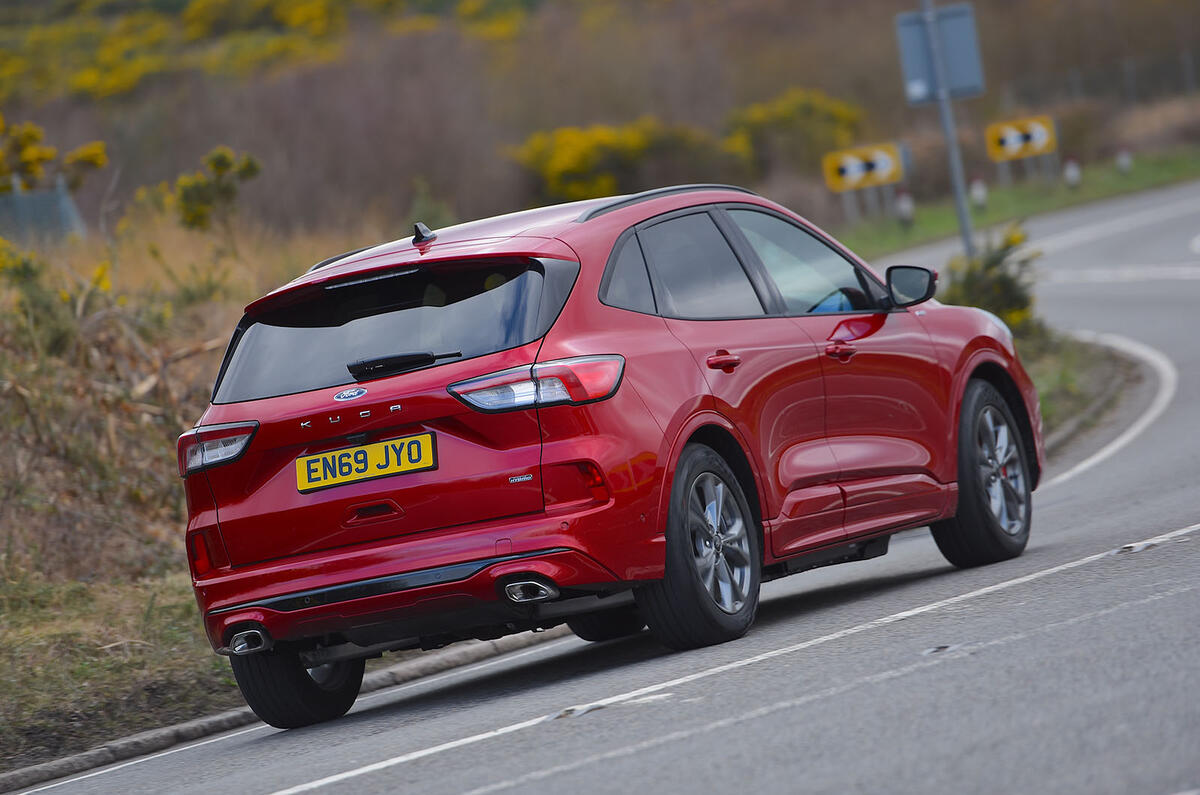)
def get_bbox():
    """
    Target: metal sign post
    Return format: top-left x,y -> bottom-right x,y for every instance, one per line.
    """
921,0 -> 974,258
896,1 -> 984,259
